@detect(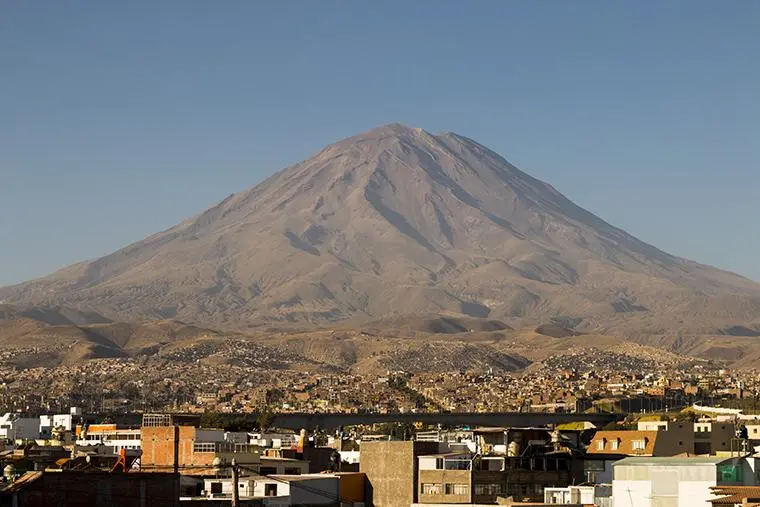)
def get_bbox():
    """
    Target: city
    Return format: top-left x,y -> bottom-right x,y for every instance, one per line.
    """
2,1 -> 759,506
